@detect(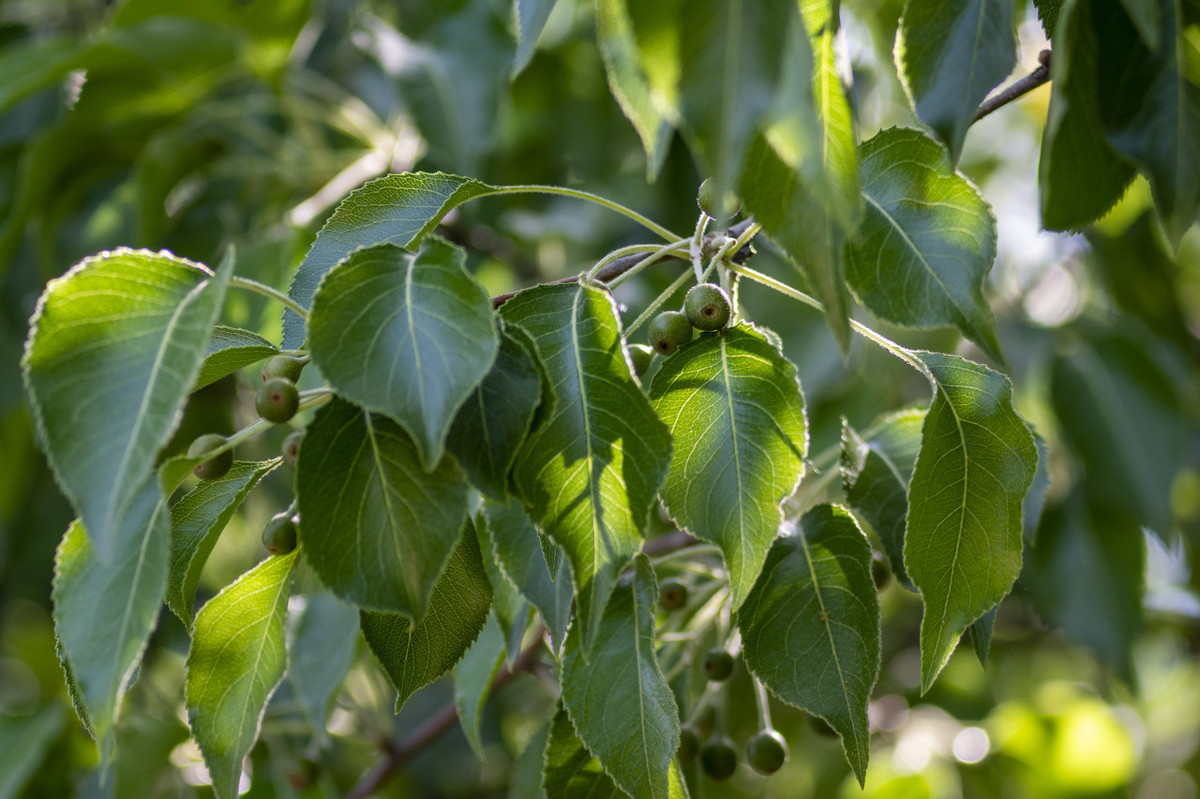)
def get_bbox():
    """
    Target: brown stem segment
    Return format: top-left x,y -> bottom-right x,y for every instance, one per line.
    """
973,50 -> 1052,123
